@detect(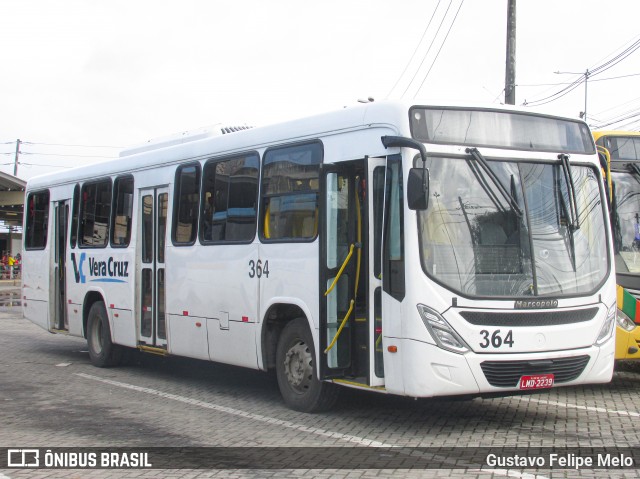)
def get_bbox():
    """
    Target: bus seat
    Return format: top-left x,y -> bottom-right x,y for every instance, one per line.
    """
301,216 -> 315,237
